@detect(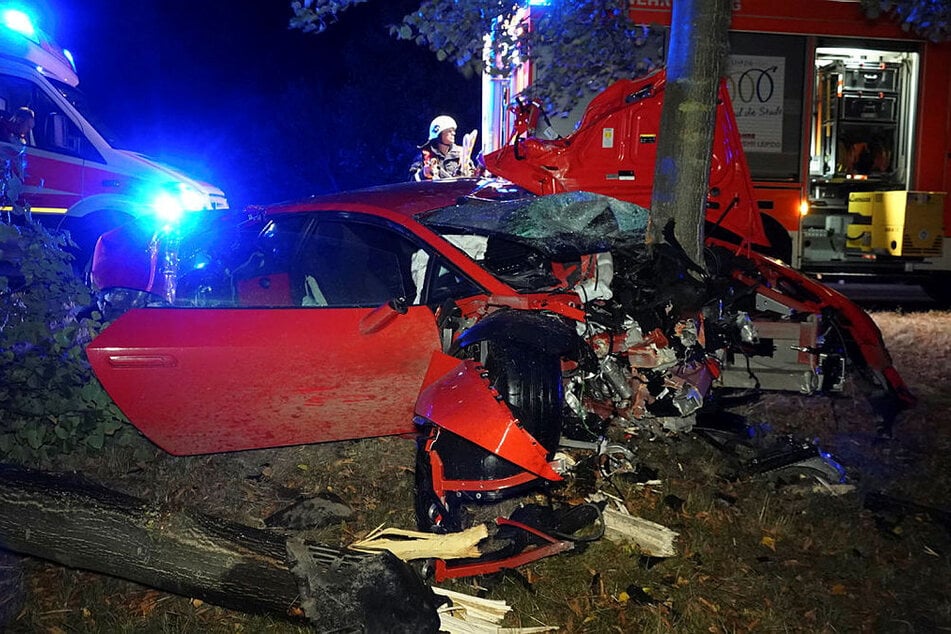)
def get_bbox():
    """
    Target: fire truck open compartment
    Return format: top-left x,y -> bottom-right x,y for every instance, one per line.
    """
810,46 -> 919,194
802,44 -> 927,268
